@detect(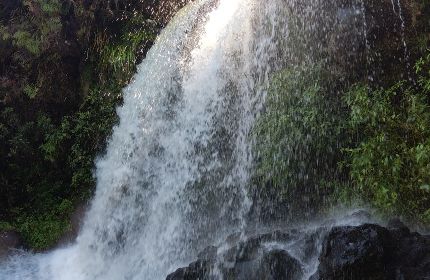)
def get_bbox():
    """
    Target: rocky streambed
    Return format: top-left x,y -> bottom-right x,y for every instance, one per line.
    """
167,213 -> 430,280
